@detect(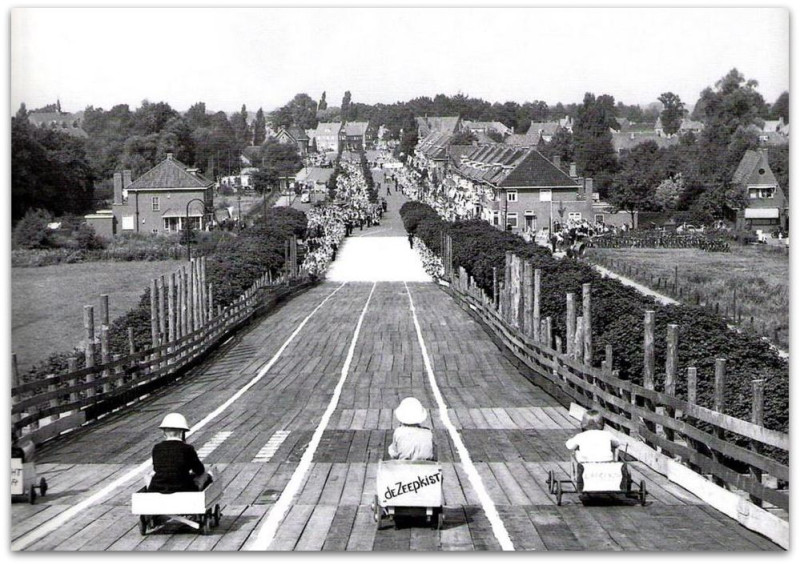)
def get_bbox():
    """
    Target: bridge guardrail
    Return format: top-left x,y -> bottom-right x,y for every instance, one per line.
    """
439,240 -> 788,514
